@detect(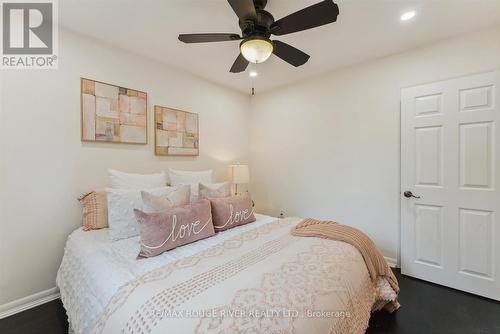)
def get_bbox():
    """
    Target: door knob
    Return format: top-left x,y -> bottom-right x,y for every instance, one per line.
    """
404,191 -> 421,199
